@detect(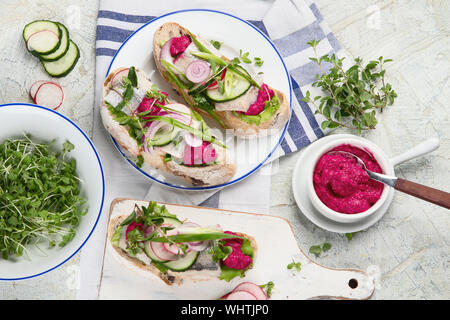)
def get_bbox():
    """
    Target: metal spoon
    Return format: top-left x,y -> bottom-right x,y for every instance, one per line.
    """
327,150 -> 450,210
